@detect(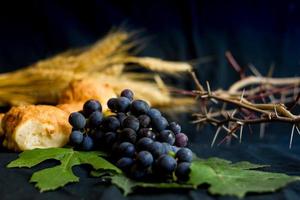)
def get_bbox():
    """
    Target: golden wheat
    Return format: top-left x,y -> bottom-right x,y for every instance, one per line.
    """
123,56 -> 192,74
0,29 -> 193,107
